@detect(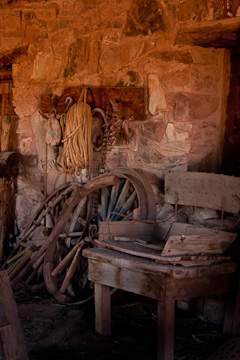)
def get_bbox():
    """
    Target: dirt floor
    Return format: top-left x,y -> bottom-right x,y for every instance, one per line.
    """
13,284 -> 232,360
